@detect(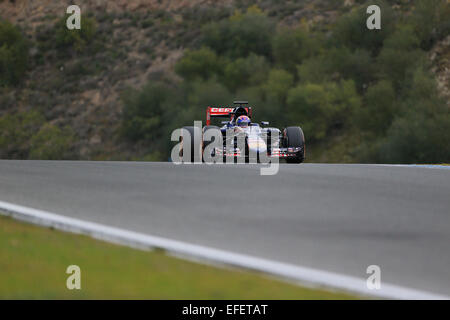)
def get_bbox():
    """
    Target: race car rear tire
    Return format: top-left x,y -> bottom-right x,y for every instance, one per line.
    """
285,126 -> 305,164
181,126 -> 202,163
